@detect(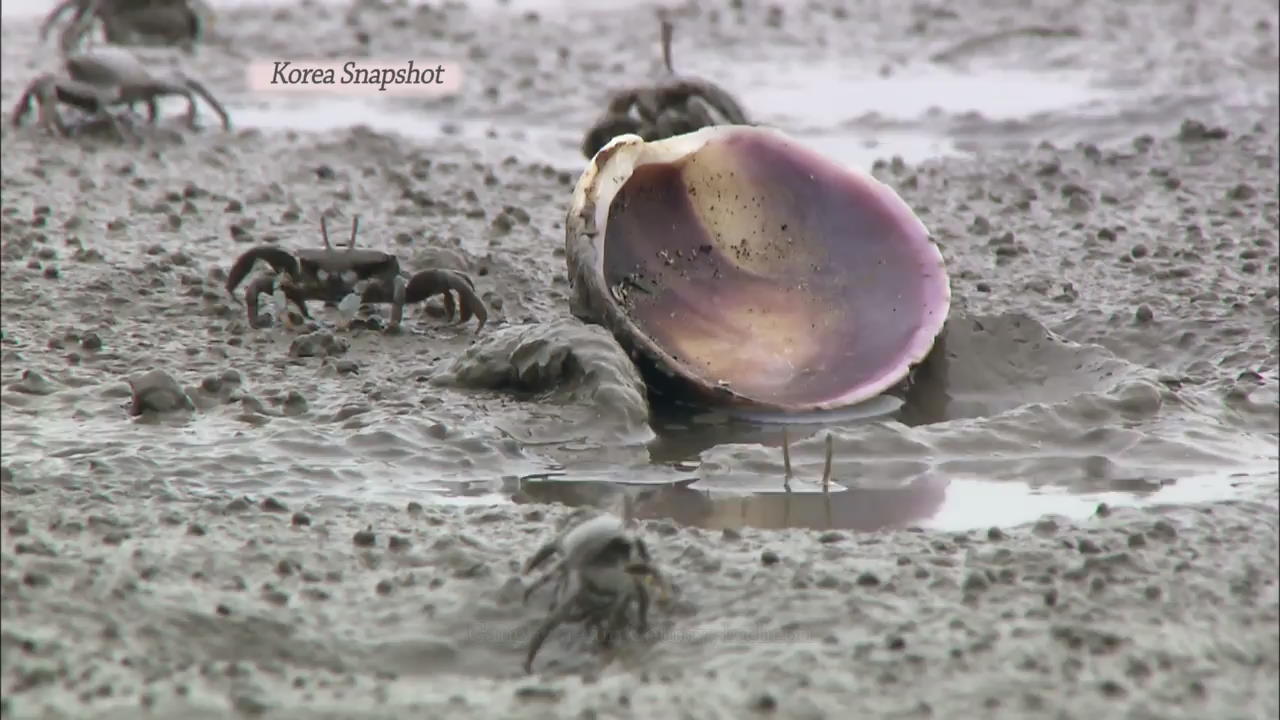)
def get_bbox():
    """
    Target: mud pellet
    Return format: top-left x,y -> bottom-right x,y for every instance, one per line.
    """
1077,538 -> 1102,554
